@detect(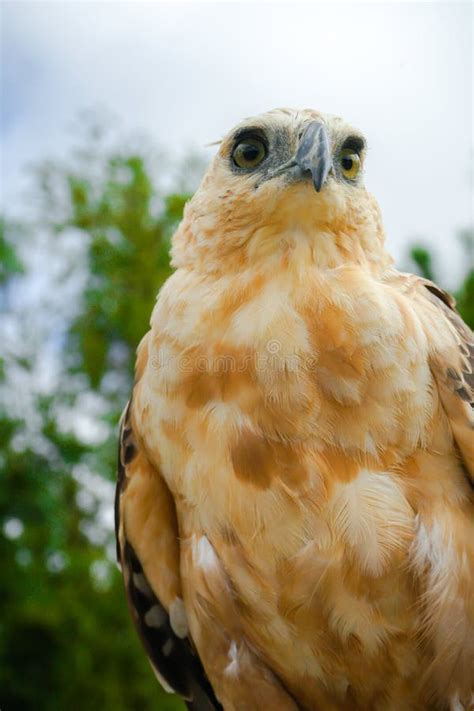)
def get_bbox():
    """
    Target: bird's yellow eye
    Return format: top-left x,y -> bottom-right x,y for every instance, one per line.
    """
340,149 -> 361,180
232,139 -> 267,169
